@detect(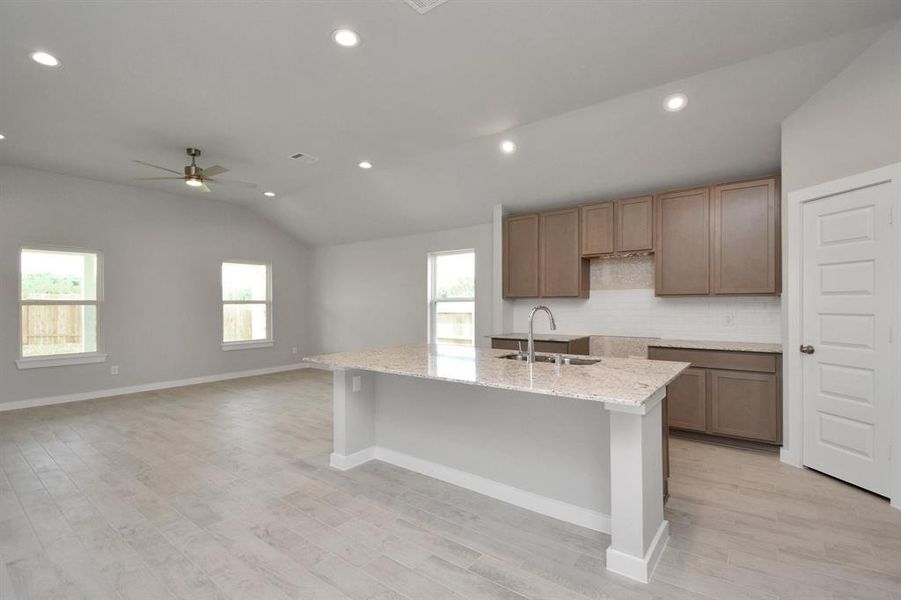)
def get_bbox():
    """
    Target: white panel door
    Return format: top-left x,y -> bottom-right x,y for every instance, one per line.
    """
802,182 -> 894,496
